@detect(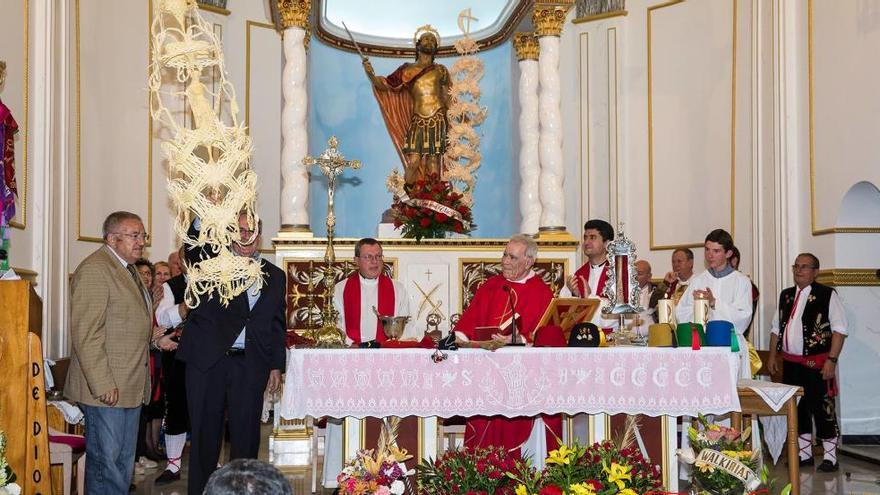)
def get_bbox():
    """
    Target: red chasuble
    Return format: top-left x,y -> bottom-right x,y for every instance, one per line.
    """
453,274 -> 561,457
573,261 -> 609,298
342,274 -> 395,344
455,275 -> 553,344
